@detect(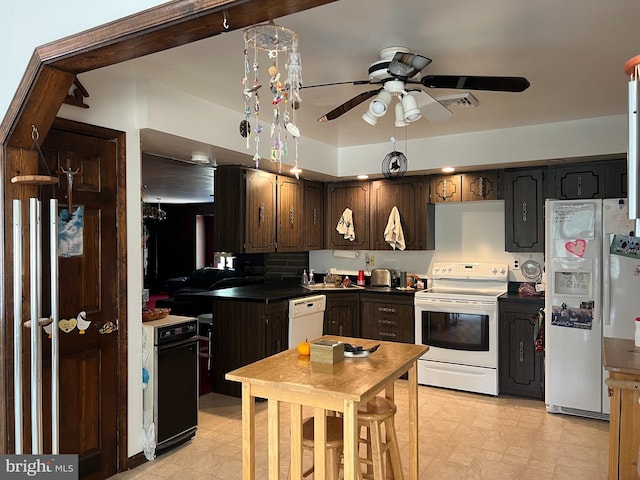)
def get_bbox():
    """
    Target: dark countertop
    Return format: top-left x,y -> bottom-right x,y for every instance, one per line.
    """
499,281 -> 545,305
498,292 -> 545,304
186,281 -> 418,303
